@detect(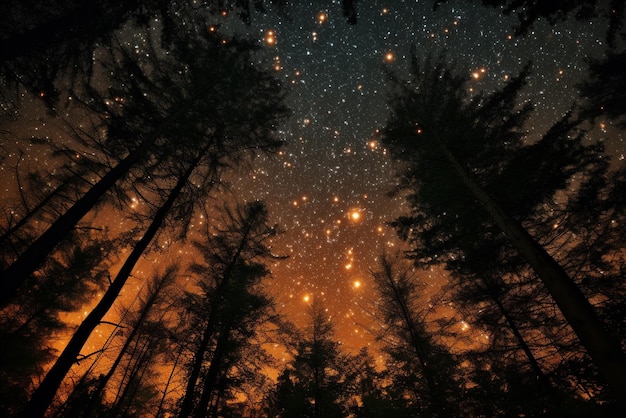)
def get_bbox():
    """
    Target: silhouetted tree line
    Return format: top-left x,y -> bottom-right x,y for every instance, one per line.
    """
1,1 -> 625,417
